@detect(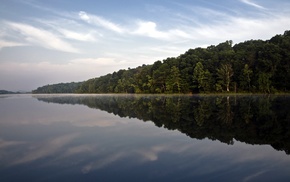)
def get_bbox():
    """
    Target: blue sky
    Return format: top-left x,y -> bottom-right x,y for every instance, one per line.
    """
1,0 -> 290,91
